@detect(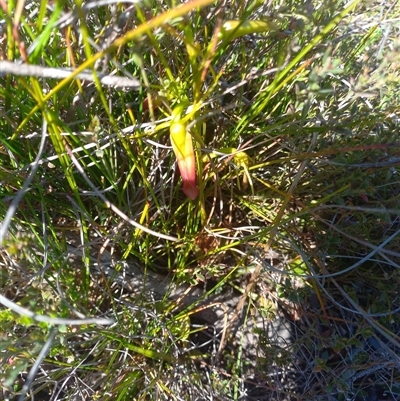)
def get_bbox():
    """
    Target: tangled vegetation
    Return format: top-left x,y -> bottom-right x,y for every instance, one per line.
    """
1,0 -> 400,400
